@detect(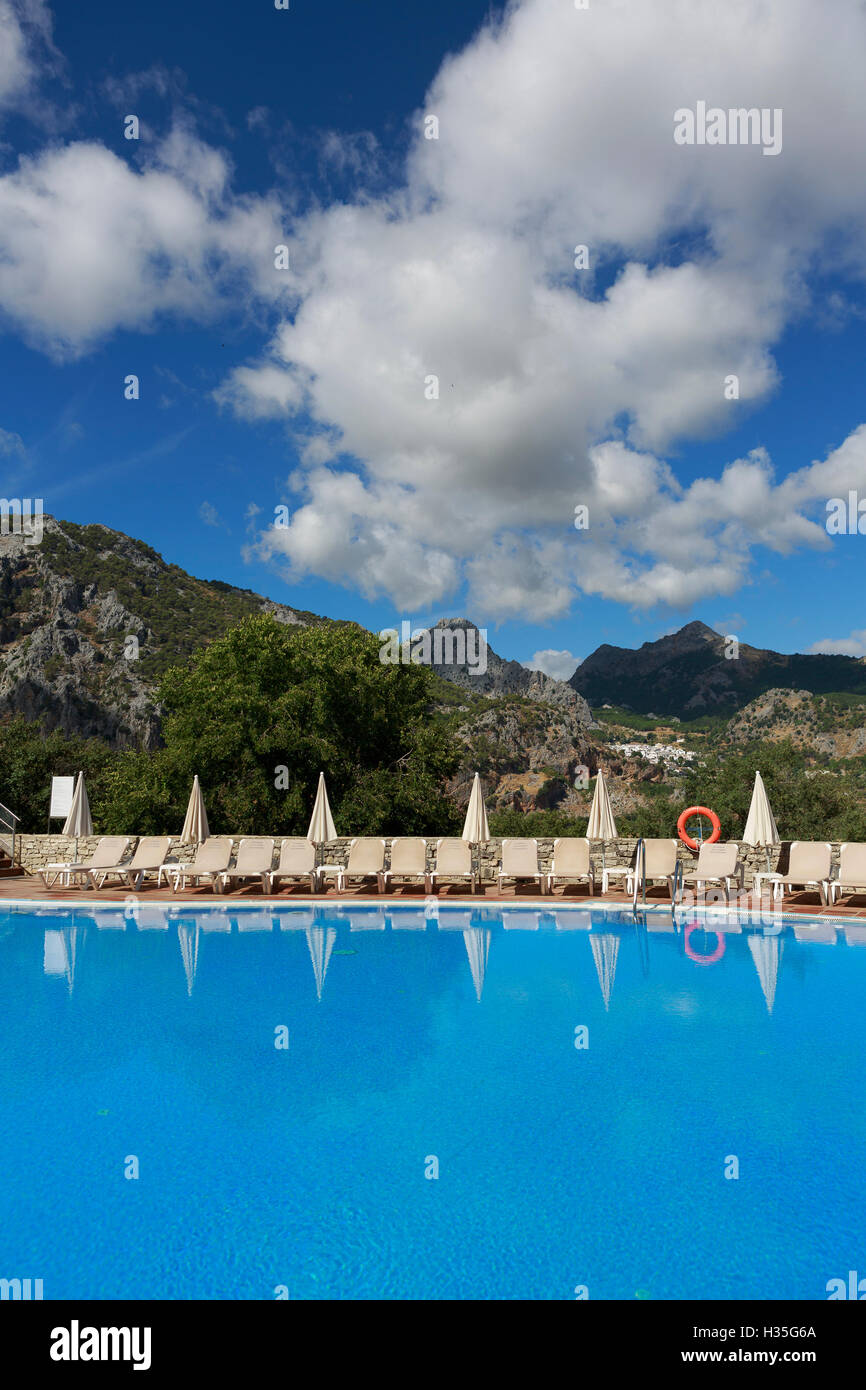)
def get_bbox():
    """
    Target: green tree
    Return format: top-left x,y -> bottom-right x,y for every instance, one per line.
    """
0,718 -> 114,831
102,615 -> 462,835
680,739 -> 866,841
